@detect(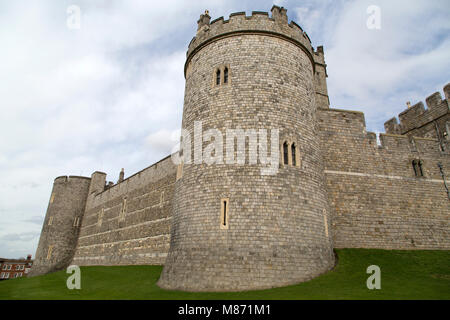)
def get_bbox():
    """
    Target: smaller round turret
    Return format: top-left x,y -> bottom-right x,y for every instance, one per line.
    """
29,176 -> 91,277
